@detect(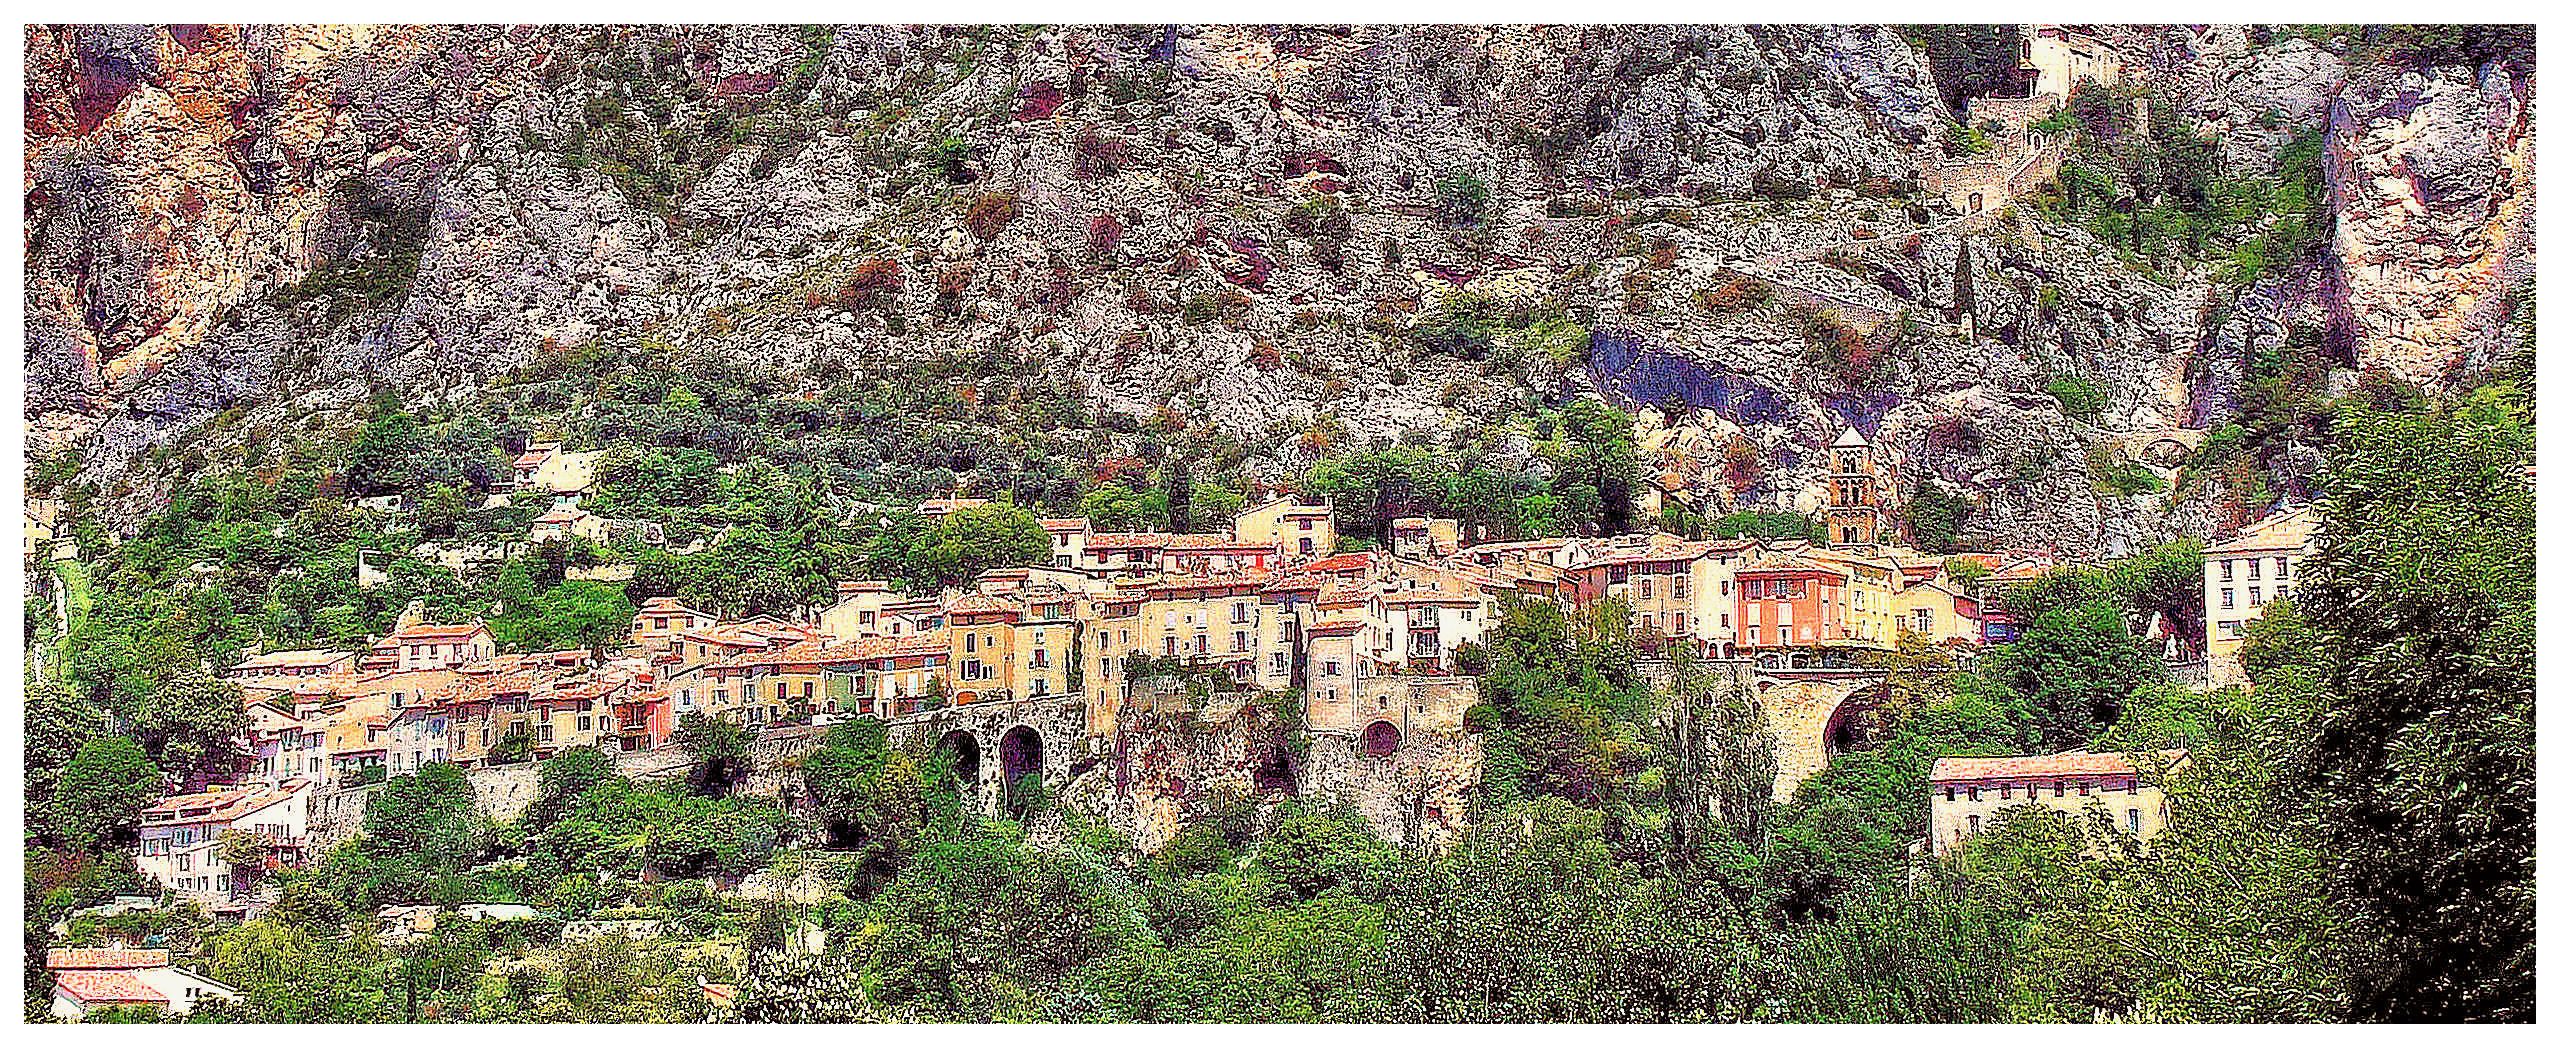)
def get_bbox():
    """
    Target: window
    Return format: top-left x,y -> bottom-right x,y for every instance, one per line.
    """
2221,588 -> 2235,609
2248,587 -> 2262,607
965,633 -> 978,653
1232,630 -> 1248,652
2248,558 -> 2263,580
1323,660 -> 1341,676
1671,577 -> 1688,601
1231,603 -> 1248,624
2126,809 -> 2141,834
2275,556 -> 2290,579
2000,784 -> 2012,800
1966,814 -> 1980,834
2220,560 -> 2234,581
1638,579 -> 1654,599
1915,608 -> 1933,633
1967,786 -> 1979,802
1673,613 -> 1686,634
2077,782 -> 2090,796
1720,579 -> 1731,595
